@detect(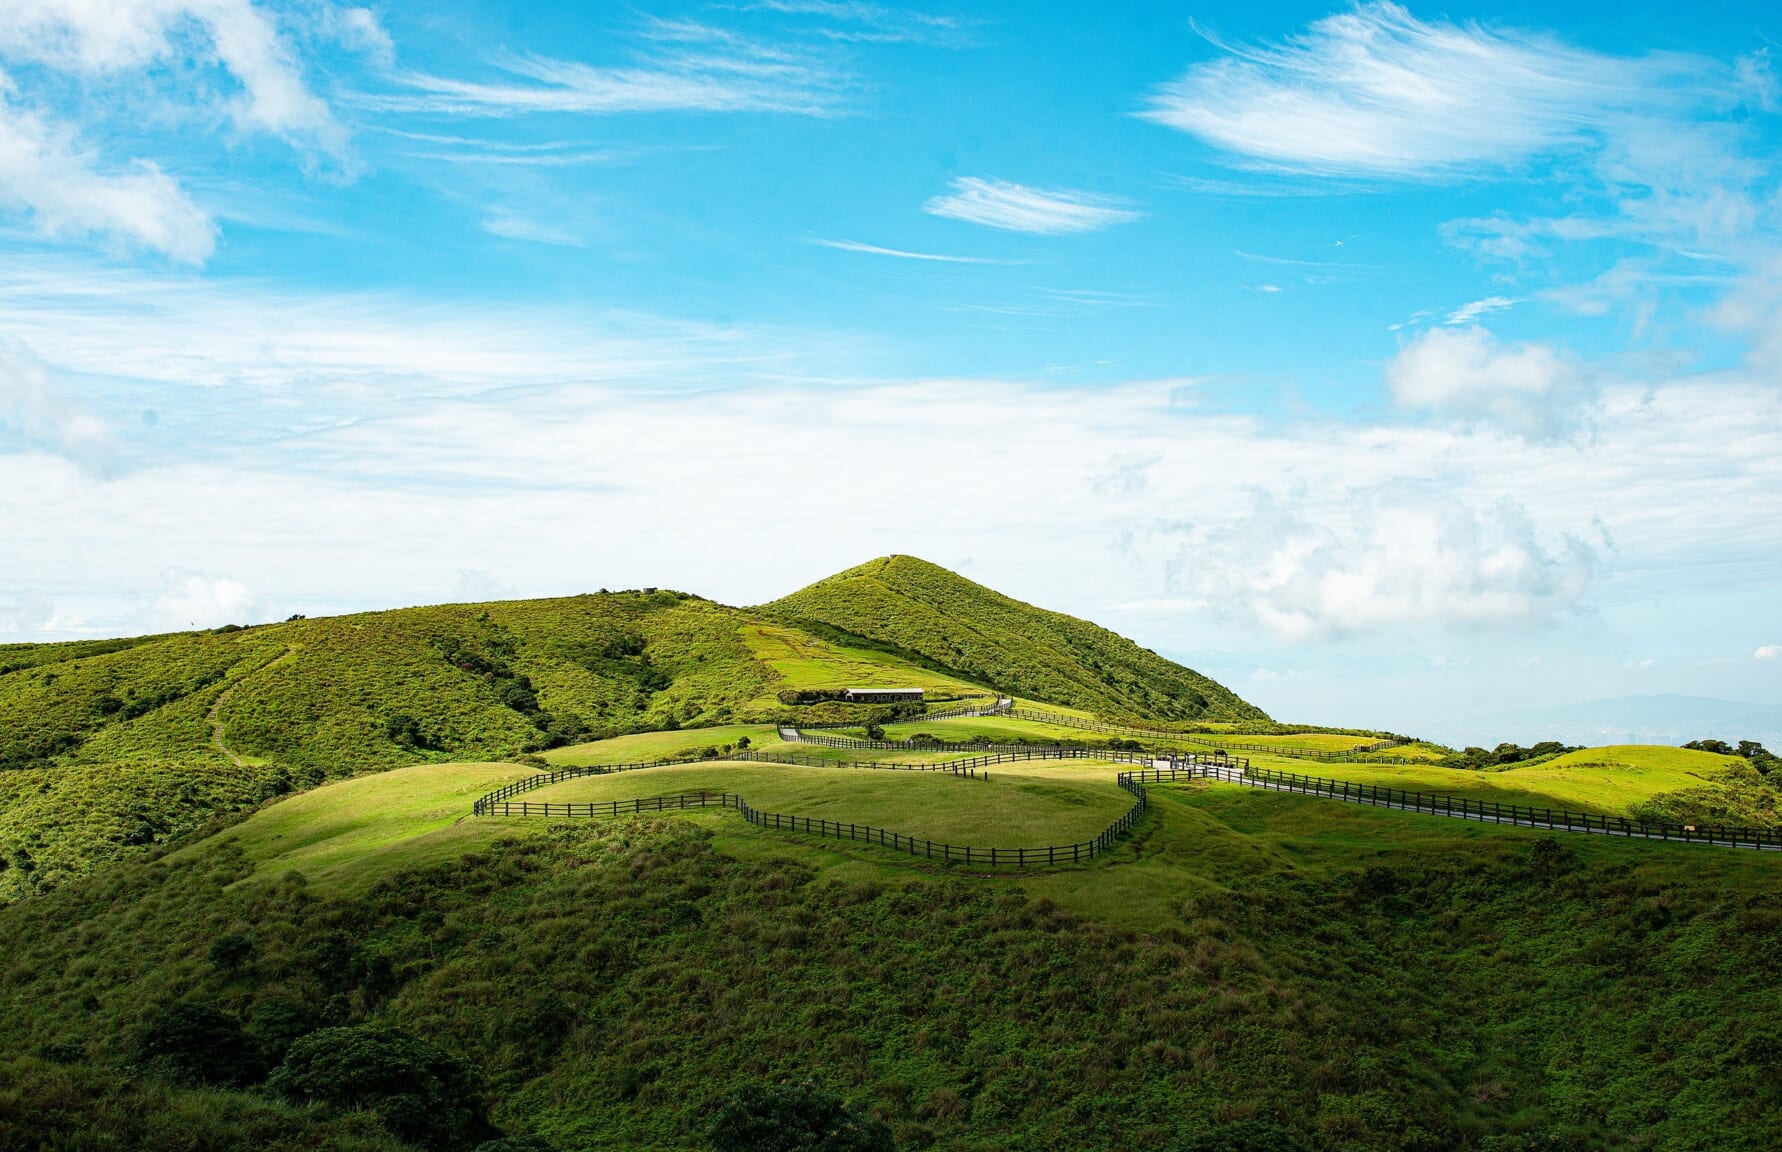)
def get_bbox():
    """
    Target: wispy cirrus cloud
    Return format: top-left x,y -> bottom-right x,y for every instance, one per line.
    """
923,177 -> 1140,235
739,1 -> 972,46
810,237 -> 1013,263
1140,2 -> 1749,178
375,38 -> 848,118
1445,296 -> 1519,325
